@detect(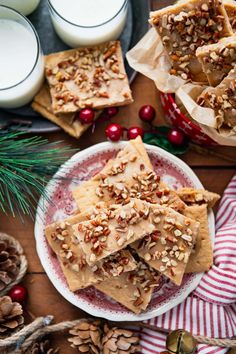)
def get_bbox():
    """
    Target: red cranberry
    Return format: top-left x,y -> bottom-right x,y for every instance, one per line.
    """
8,285 -> 27,303
167,128 -> 185,146
127,126 -> 145,140
104,107 -> 119,118
105,123 -> 123,142
77,108 -> 95,124
139,105 -> 156,123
